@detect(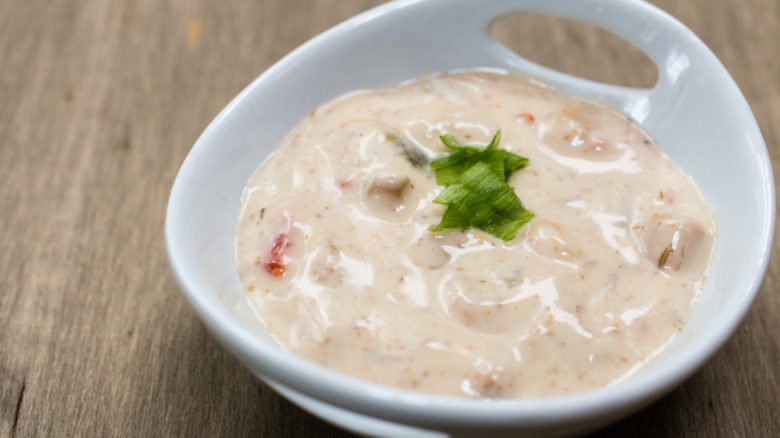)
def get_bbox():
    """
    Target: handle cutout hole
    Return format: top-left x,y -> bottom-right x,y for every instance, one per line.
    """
491,13 -> 658,88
